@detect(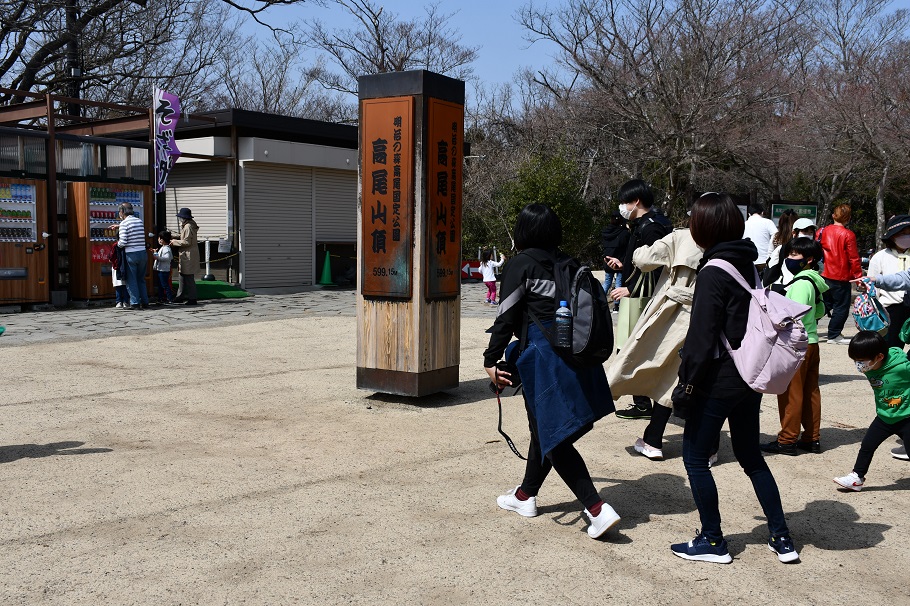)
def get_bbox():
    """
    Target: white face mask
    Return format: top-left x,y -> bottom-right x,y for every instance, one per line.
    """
618,202 -> 635,221
894,234 -> 910,250
797,231 -> 815,239
855,360 -> 875,373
